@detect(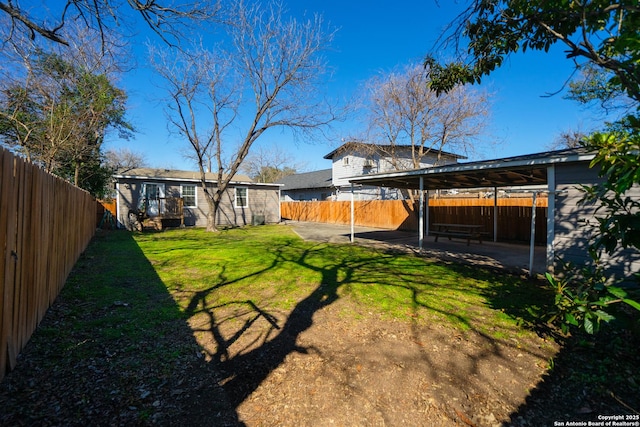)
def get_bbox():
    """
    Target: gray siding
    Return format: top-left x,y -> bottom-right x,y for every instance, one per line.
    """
331,147 -> 457,190
216,185 -> 280,226
553,163 -> 640,283
281,189 -> 333,201
115,178 -> 279,228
